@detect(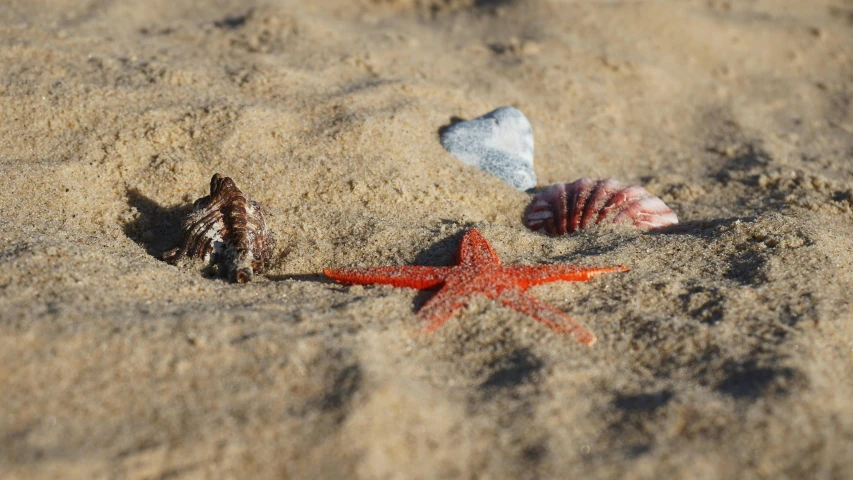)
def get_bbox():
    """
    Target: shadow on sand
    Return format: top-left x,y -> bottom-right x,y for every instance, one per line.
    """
122,188 -> 190,259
